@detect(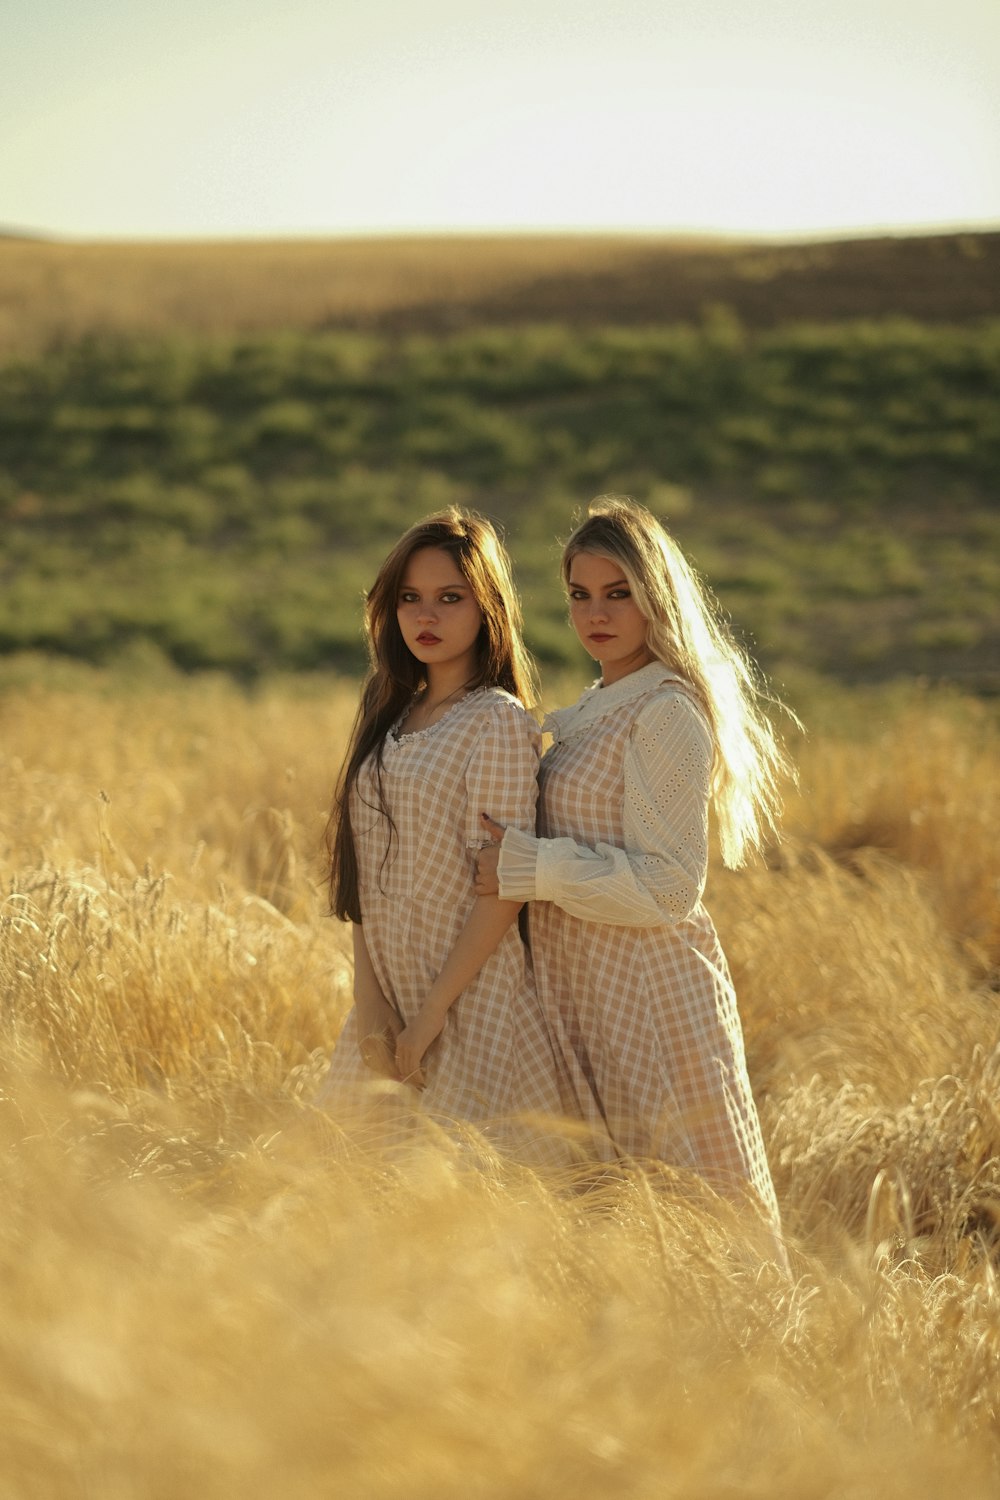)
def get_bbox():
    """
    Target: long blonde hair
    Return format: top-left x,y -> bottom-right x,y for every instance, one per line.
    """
563,496 -> 797,867
328,507 -> 539,922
